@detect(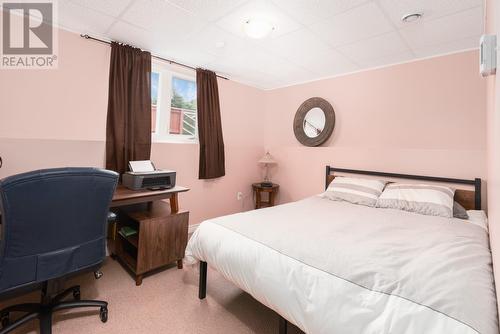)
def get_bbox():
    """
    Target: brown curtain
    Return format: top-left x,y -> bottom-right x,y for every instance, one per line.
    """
196,69 -> 225,179
106,42 -> 152,175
